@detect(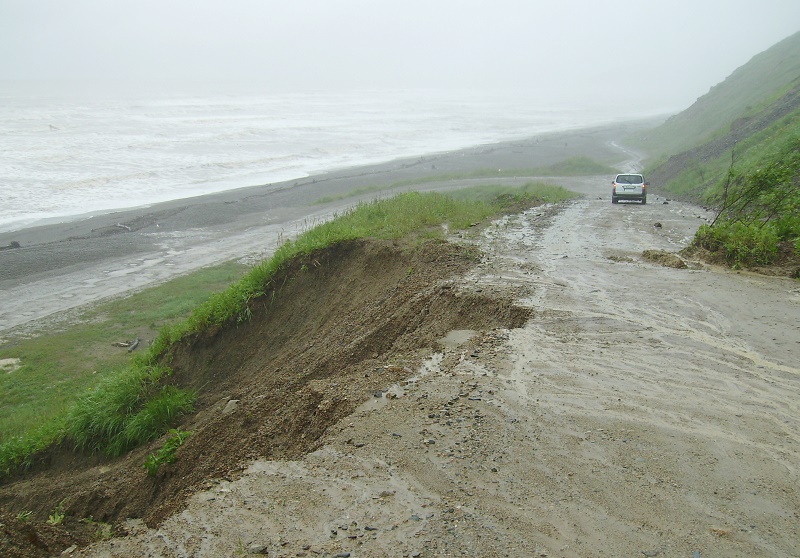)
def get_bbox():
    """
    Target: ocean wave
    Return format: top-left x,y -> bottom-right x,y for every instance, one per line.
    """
0,86 -> 642,232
